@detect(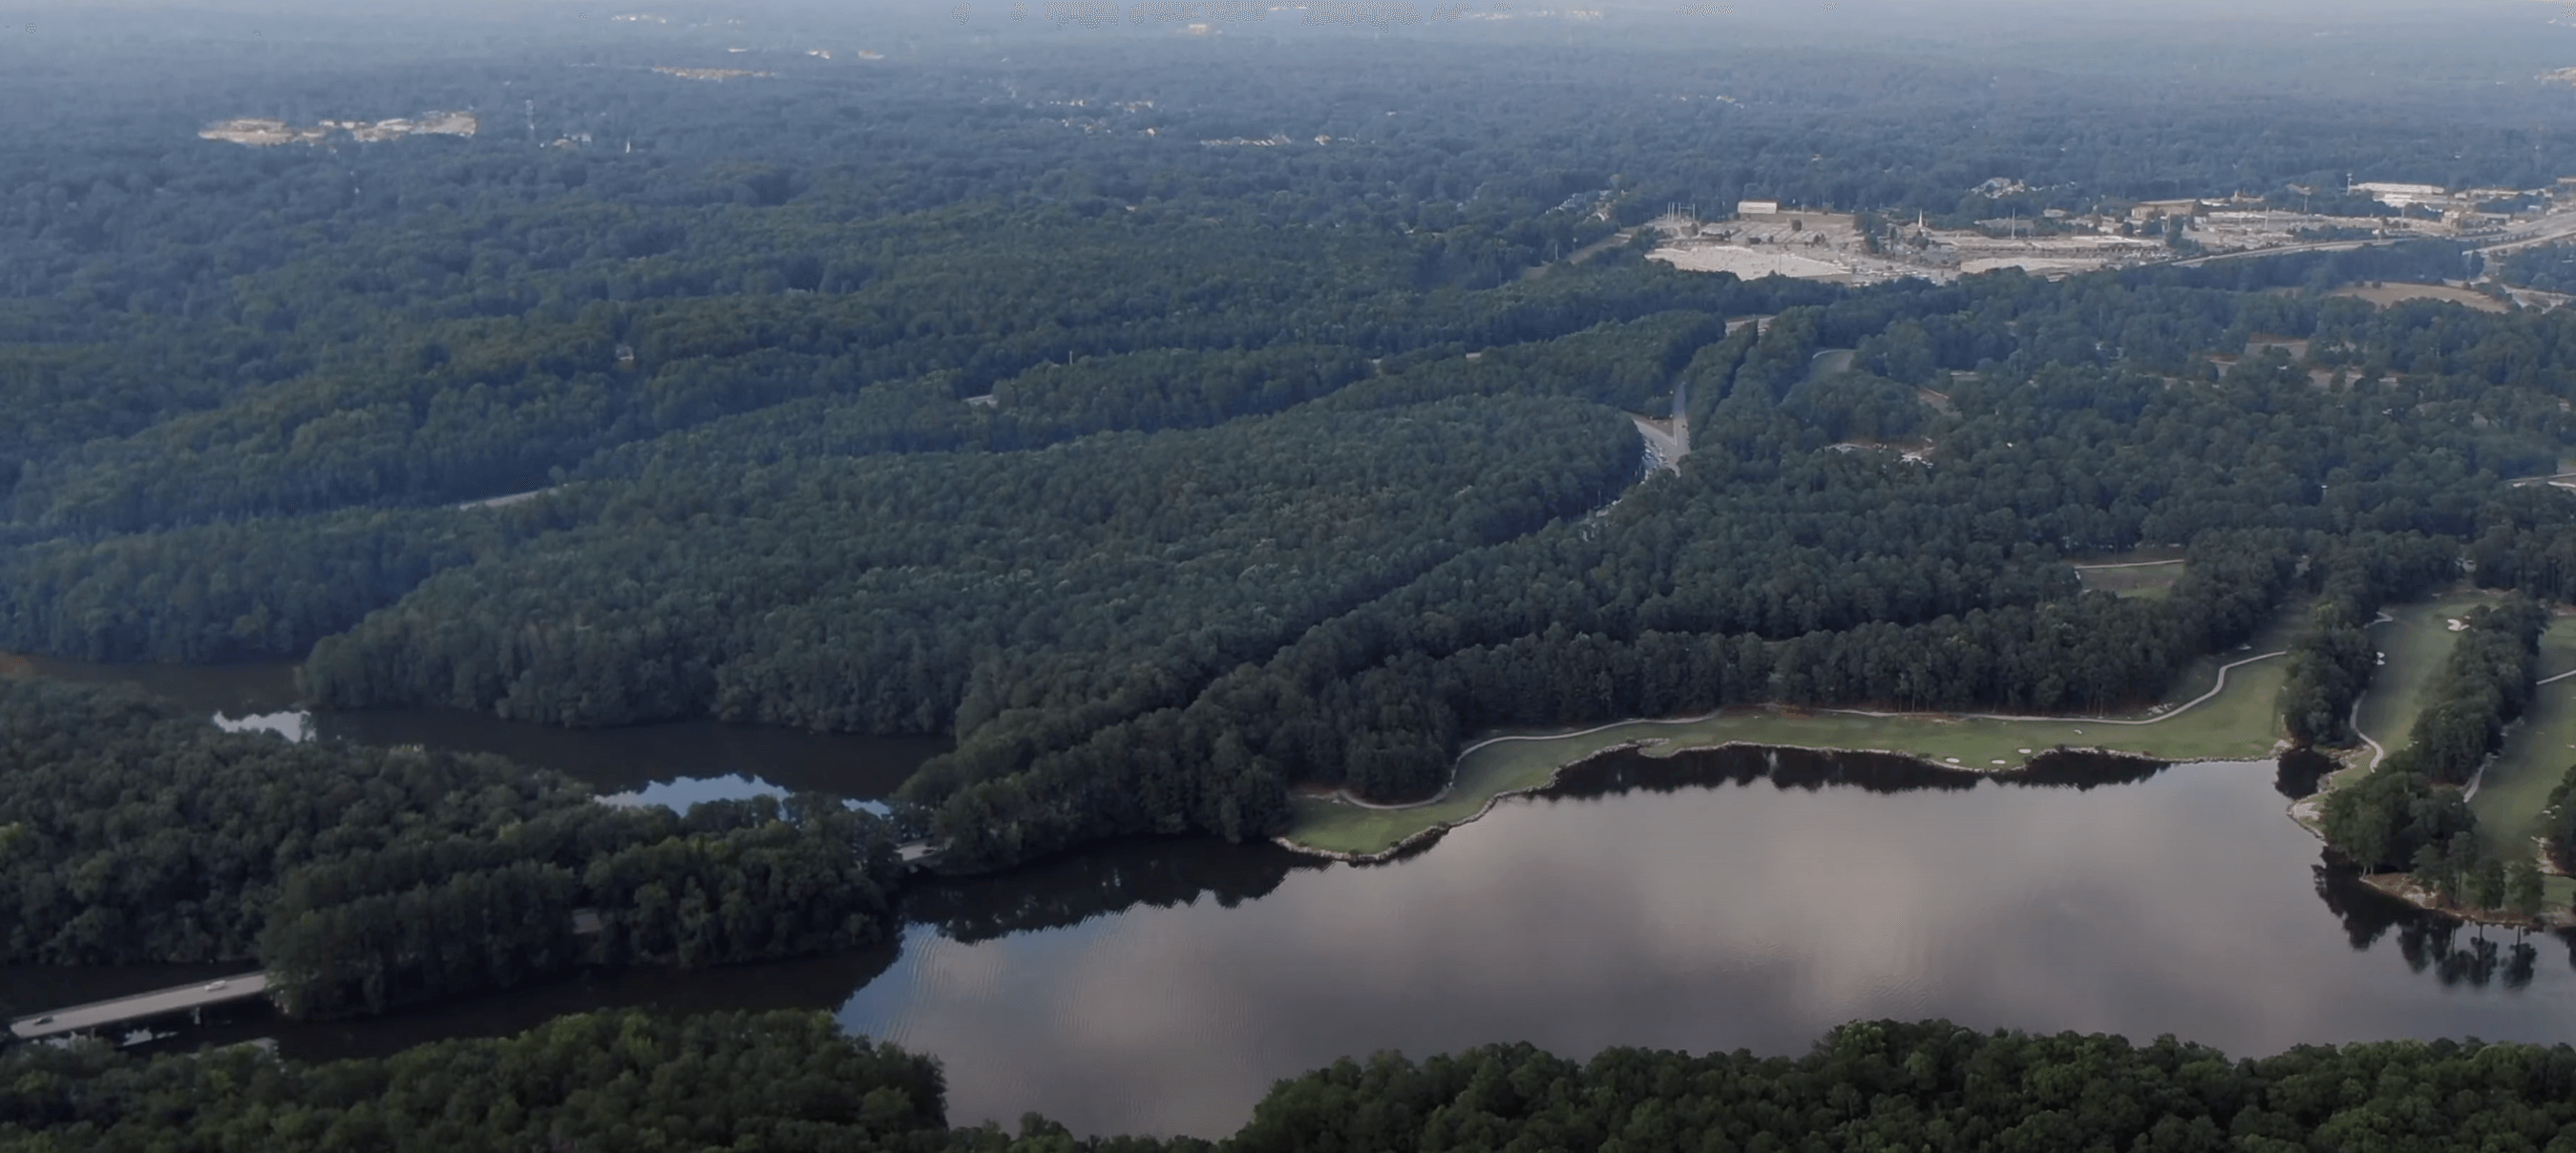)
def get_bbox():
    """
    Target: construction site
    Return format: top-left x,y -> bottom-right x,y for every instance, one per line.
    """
1644,202 -> 1944,285
1643,199 -> 2183,285
199,111 -> 479,147
1645,181 -> 2576,289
